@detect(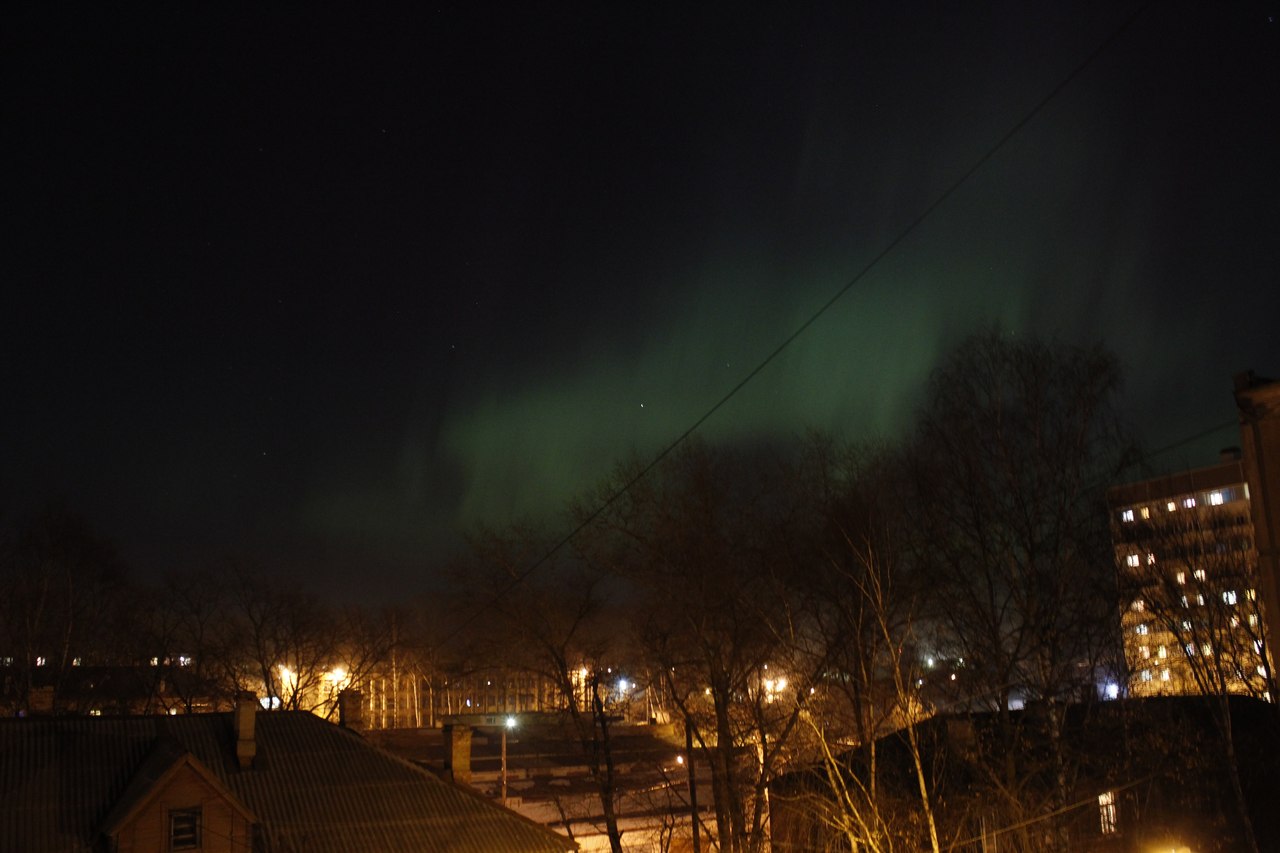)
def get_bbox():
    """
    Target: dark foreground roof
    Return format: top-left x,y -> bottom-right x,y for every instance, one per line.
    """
0,712 -> 576,853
